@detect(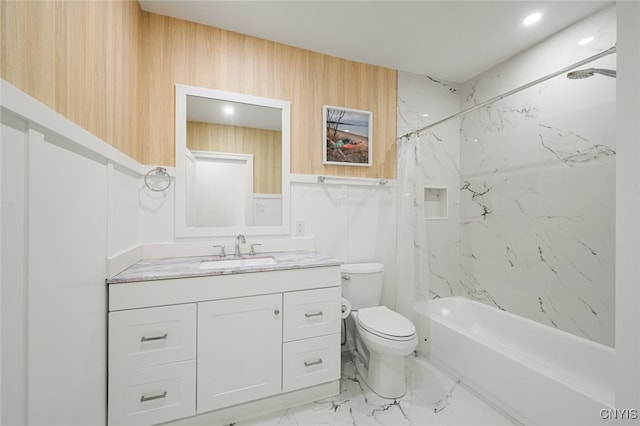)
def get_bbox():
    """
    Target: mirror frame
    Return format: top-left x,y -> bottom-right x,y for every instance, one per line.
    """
175,84 -> 291,237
